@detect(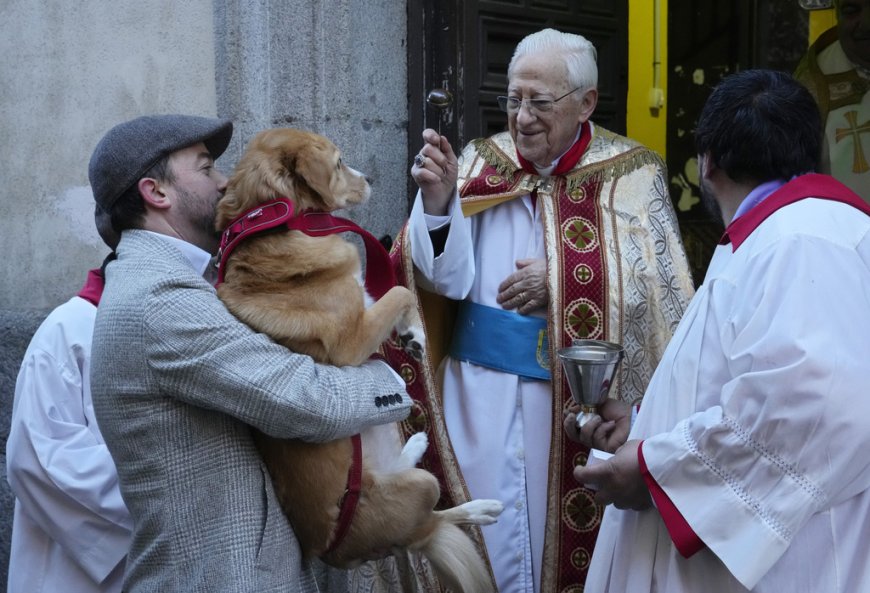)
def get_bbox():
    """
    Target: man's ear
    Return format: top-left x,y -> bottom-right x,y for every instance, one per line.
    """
138,177 -> 171,210
698,152 -> 714,181
578,88 -> 598,123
